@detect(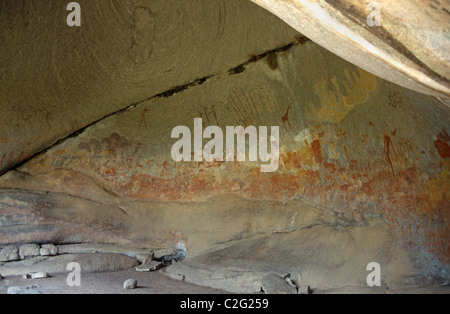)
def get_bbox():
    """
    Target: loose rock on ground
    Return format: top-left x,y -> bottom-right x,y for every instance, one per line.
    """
23,272 -> 50,279
123,278 -> 137,290
7,284 -> 42,294
135,261 -> 164,272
